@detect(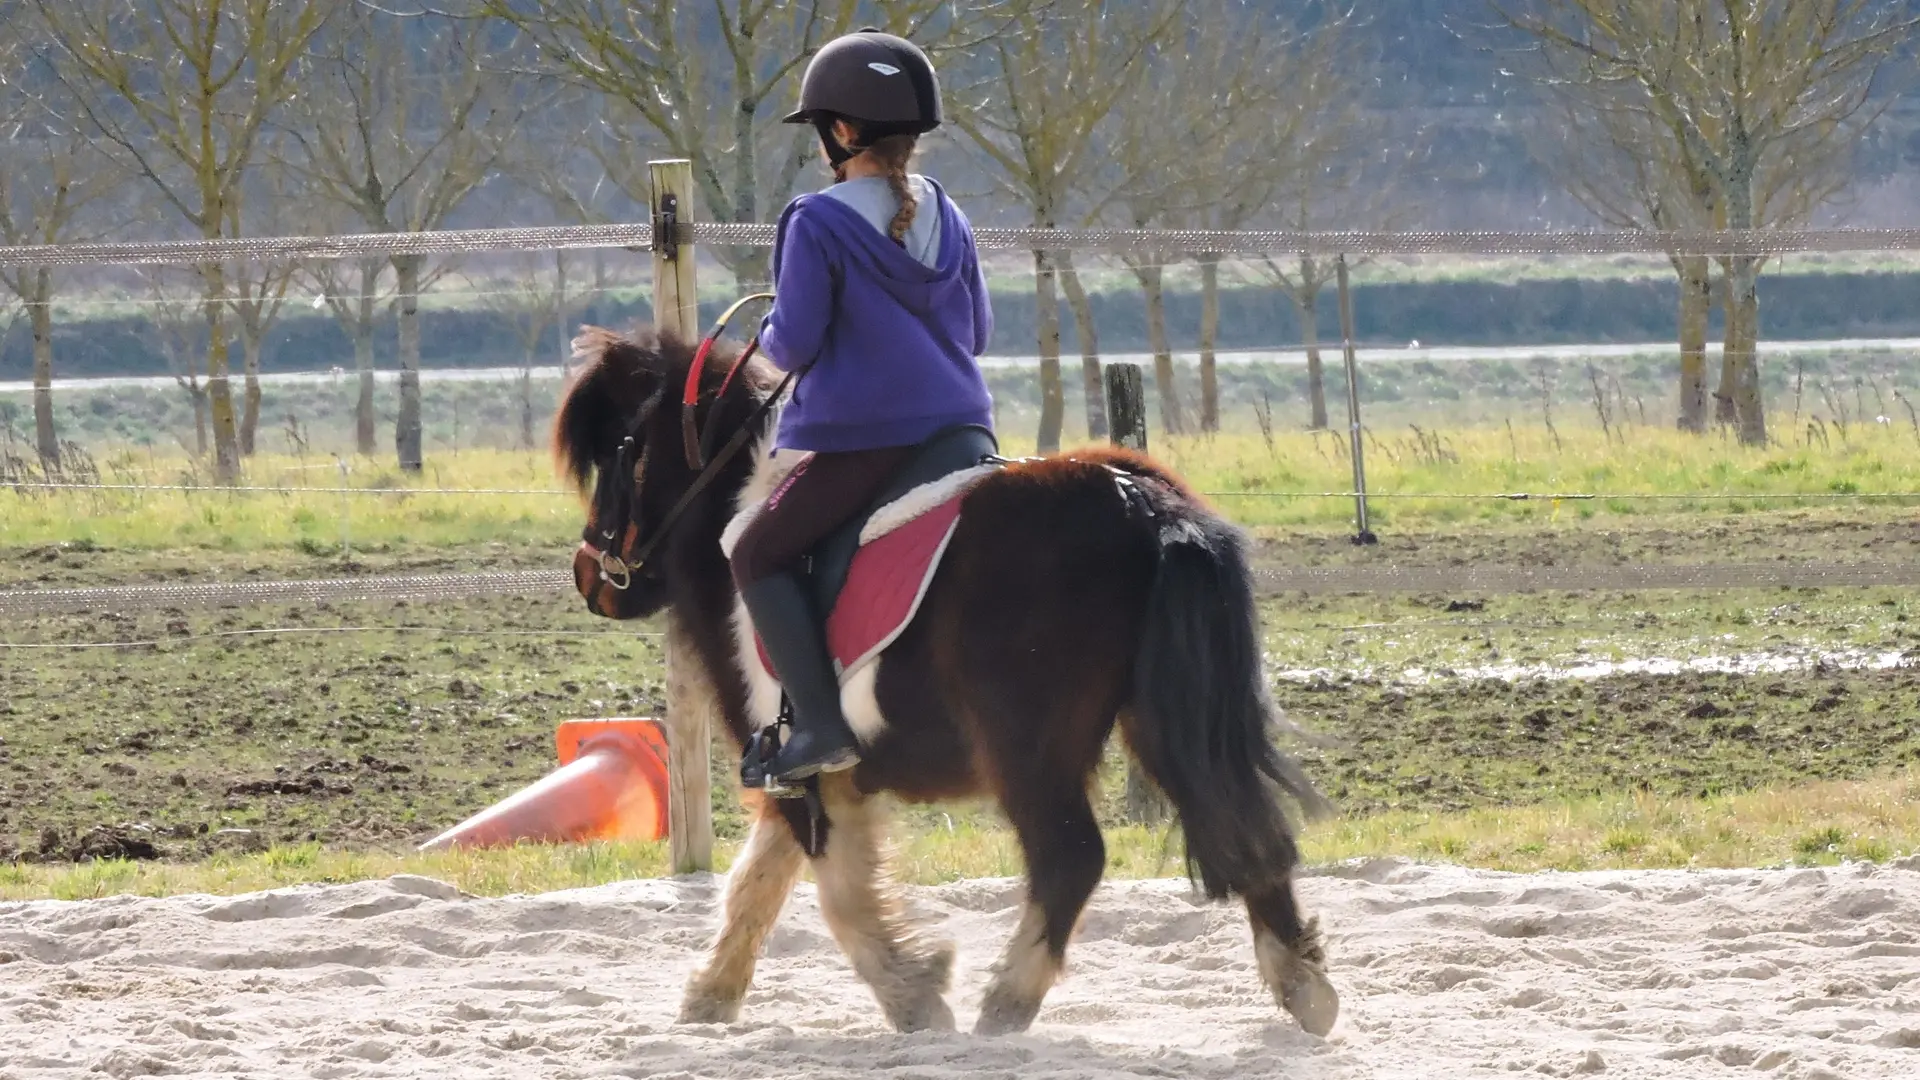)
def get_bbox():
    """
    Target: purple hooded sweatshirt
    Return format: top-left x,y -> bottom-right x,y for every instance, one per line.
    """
757,175 -> 994,453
